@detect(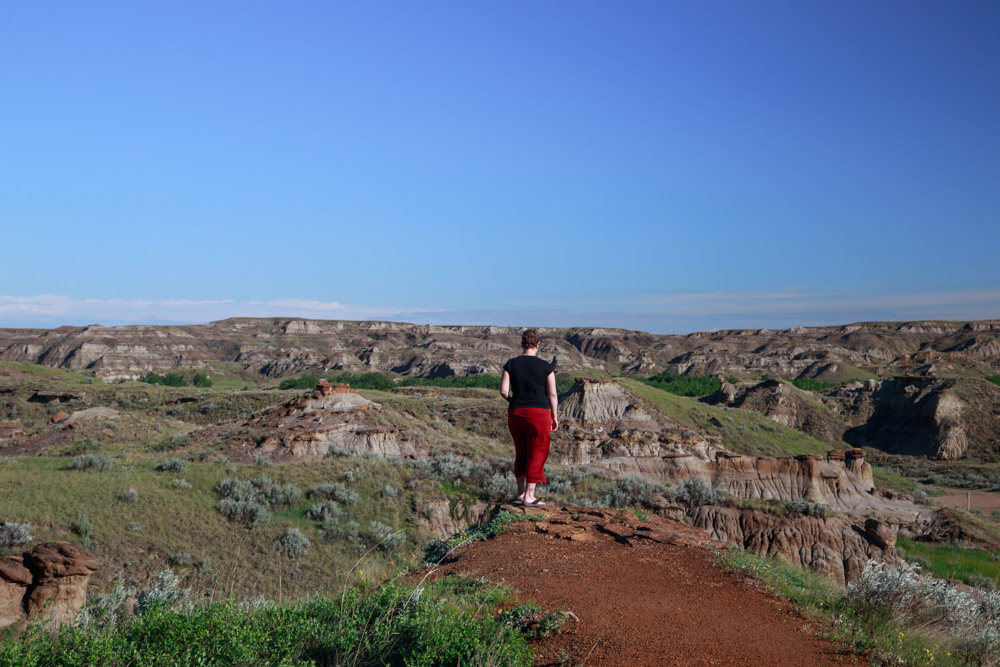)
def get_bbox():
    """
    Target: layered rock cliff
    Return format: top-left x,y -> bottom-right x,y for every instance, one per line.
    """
2,318 -> 999,383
